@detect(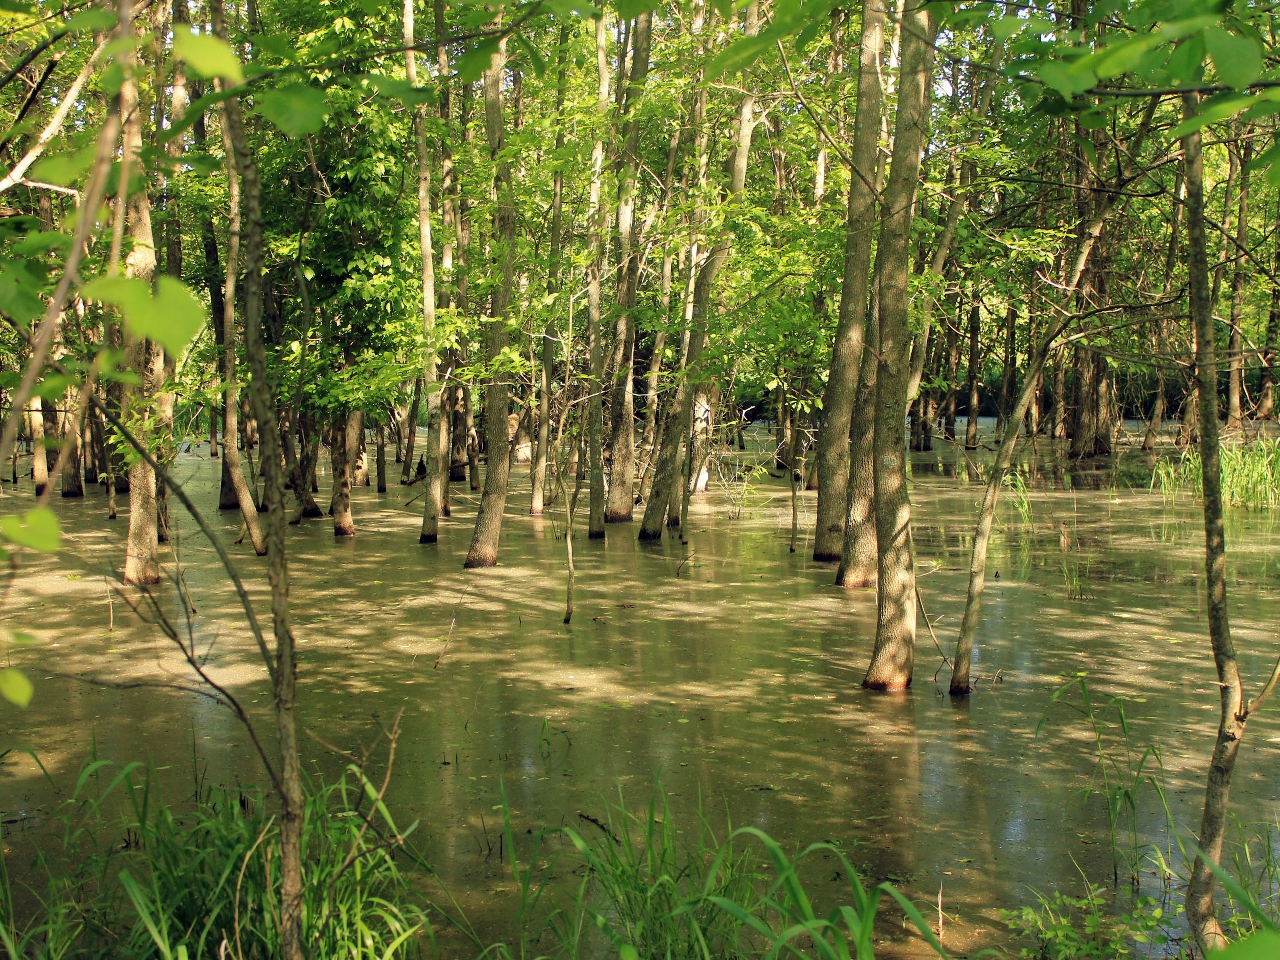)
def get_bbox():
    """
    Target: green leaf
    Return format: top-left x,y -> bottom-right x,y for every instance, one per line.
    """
255,84 -> 328,137
1037,61 -> 1095,98
1167,35 -> 1205,86
456,38 -> 501,84
33,374 -> 76,402
362,74 -> 434,107
10,632 -> 38,647
12,231 -> 71,256
29,146 -> 96,187
65,8 -> 117,31
172,31 -> 244,83
615,0 -> 656,20
1,508 -> 59,553
991,15 -> 1022,41
0,669 -> 32,708
80,276 -> 206,356
1214,931 -> 1280,959
707,31 -> 774,80
0,260 -> 47,324
1204,27 -> 1261,90
1171,93 -> 1254,138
